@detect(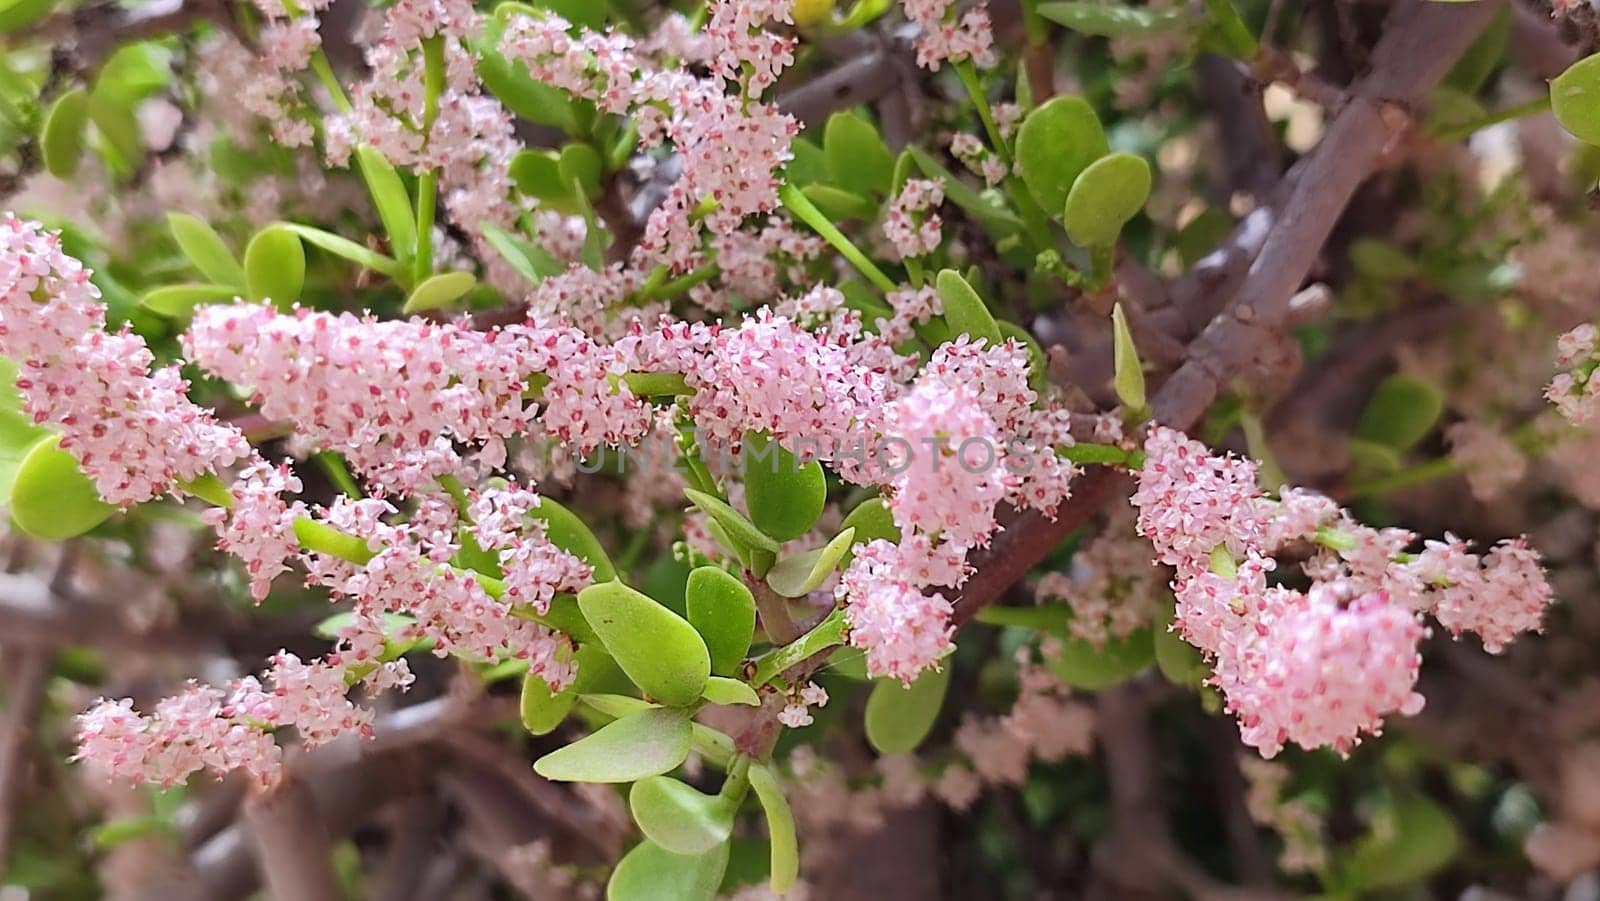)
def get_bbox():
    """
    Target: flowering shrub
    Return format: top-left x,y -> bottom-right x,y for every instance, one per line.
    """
4,0 -> 1600,897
